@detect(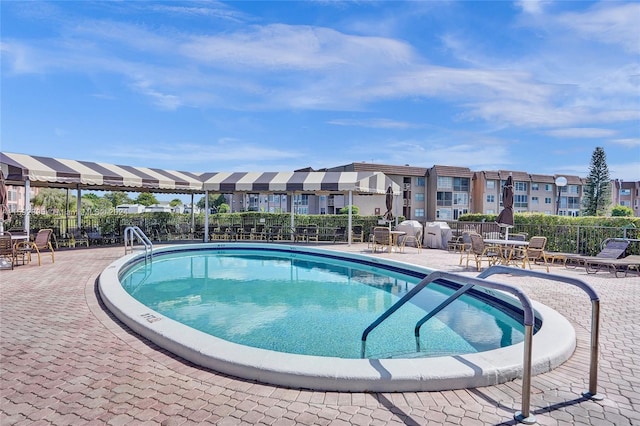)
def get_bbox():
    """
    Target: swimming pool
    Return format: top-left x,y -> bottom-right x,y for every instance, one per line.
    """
99,243 -> 575,392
